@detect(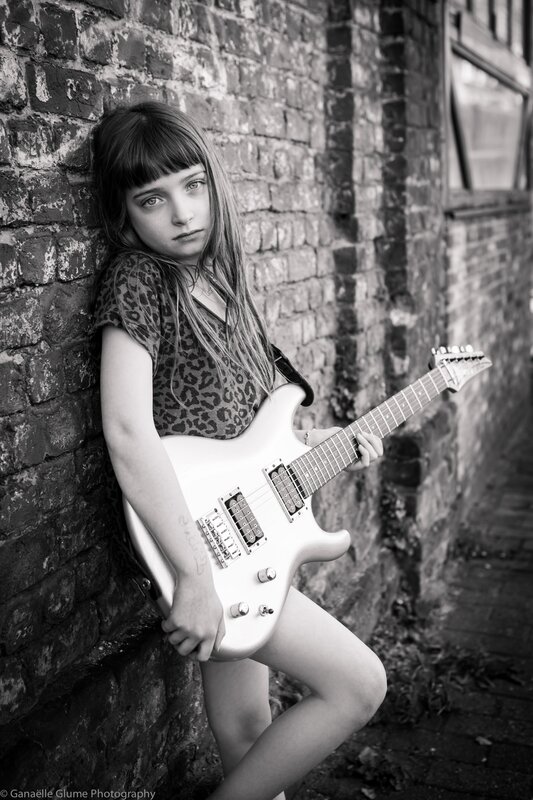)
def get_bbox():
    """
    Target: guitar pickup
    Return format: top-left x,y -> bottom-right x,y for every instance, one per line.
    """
220,489 -> 266,552
264,460 -> 305,521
